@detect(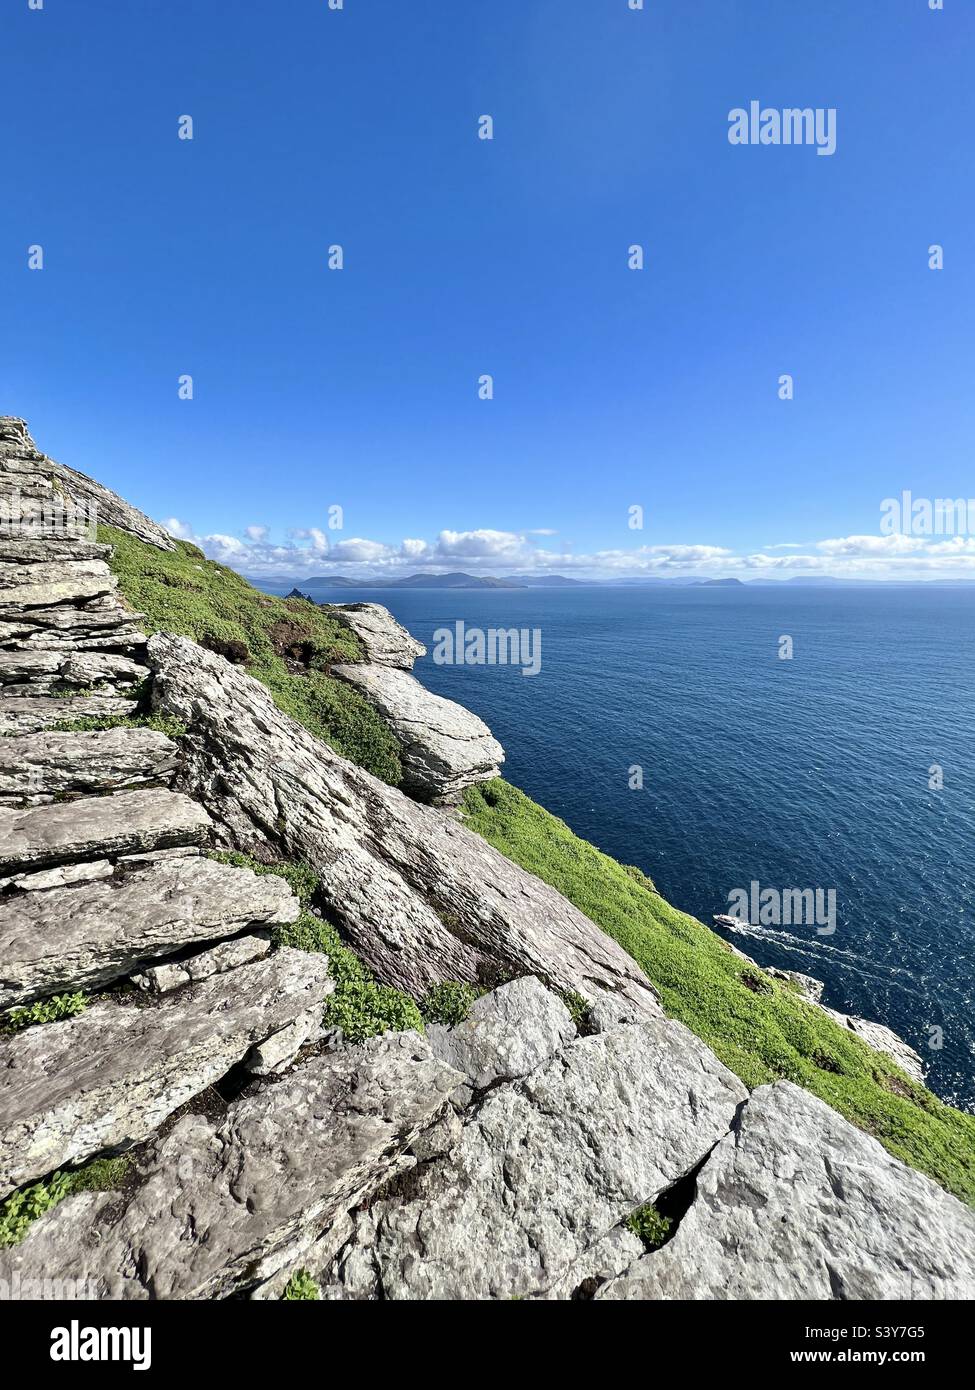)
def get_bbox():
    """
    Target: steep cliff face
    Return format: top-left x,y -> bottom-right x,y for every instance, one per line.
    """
1,418 -> 974,1301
